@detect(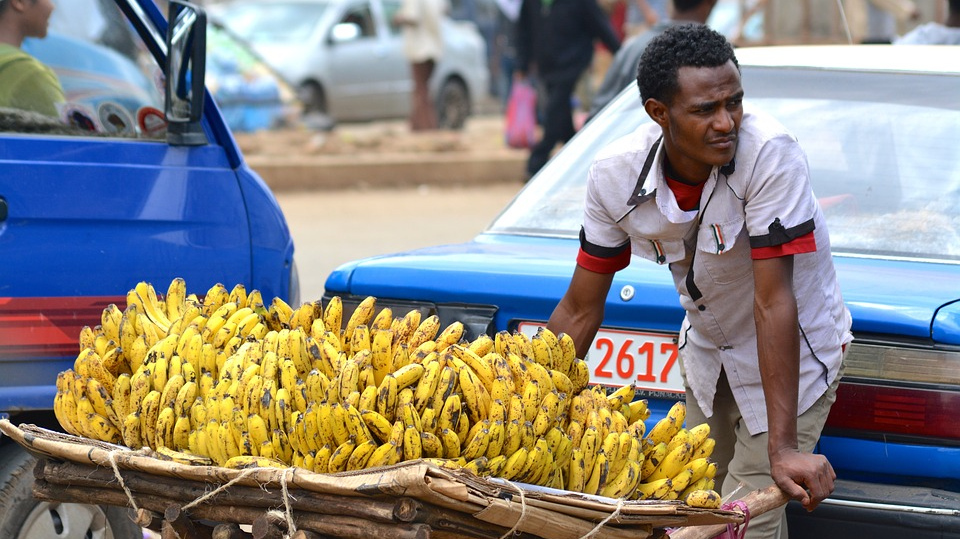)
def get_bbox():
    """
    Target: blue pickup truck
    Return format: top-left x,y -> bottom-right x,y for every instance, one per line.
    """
0,1 -> 297,536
